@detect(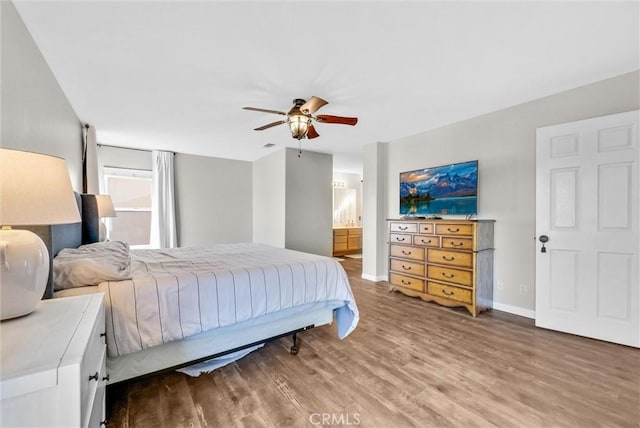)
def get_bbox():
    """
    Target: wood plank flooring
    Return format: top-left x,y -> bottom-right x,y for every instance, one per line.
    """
107,258 -> 640,427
